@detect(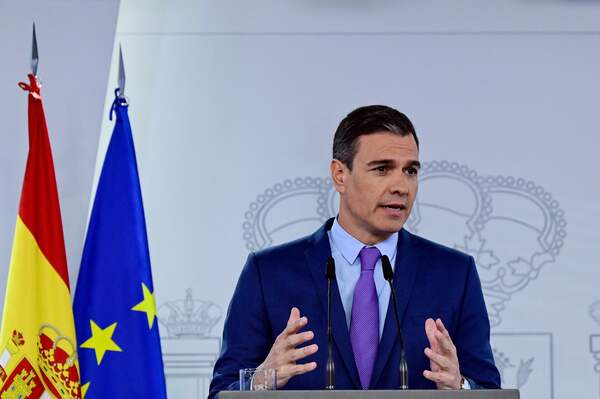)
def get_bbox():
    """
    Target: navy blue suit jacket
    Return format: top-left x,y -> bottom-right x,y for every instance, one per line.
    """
209,219 -> 500,397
